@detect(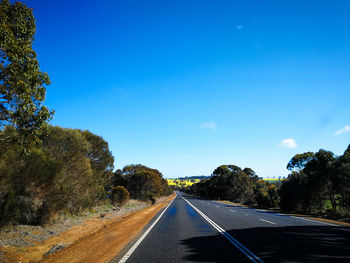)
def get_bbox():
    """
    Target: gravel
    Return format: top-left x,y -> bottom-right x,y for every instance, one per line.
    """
0,198 -> 167,261
0,199 -> 149,251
